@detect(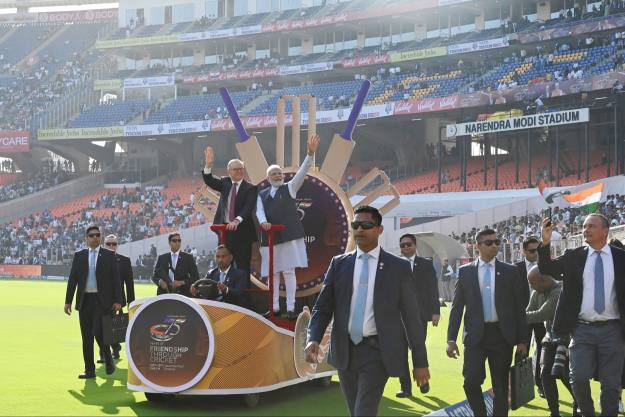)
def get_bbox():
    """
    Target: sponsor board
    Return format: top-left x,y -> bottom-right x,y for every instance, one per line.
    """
390,47 -> 447,63
123,74 -> 175,89
126,294 -> 214,393
0,131 -> 29,153
342,53 -> 390,68
446,108 -> 589,137
393,96 -> 460,115
93,79 -> 122,91
96,35 -> 179,49
0,9 -> 117,24
38,126 -> 124,140
0,264 -> 42,277
279,62 -> 334,76
448,37 -> 509,55
124,120 -> 211,137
